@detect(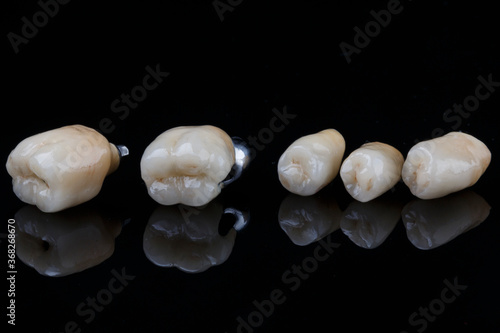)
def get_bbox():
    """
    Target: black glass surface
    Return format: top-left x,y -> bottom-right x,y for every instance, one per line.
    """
3,1 -> 499,332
